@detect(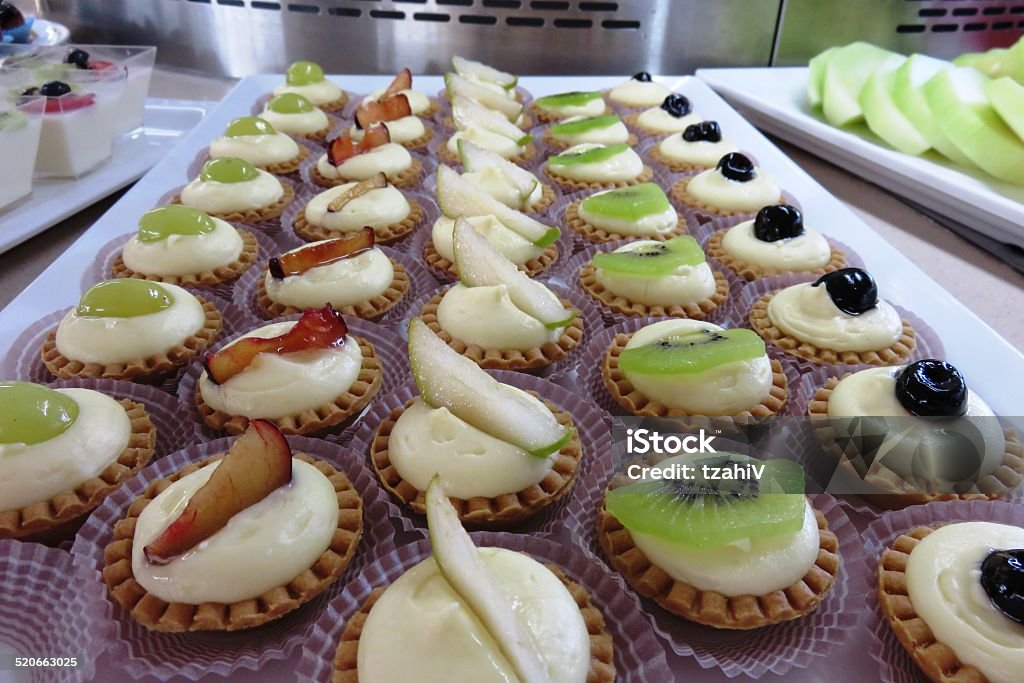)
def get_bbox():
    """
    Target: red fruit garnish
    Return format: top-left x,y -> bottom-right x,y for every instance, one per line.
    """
203,305 -> 349,385
269,227 -> 375,279
87,60 -> 120,74
384,68 -> 412,98
43,93 -> 95,114
356,93 -> 411,129
326,125 -> 391,166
